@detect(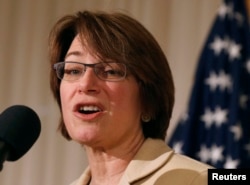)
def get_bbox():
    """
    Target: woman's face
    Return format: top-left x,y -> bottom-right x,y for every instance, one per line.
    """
60,36 -> 143,149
